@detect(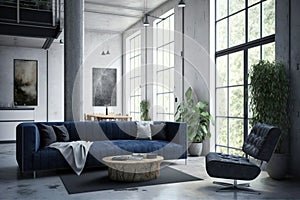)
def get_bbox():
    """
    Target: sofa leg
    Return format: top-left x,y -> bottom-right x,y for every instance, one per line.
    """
185,158 -> 187,165
33,171 -> 36,179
